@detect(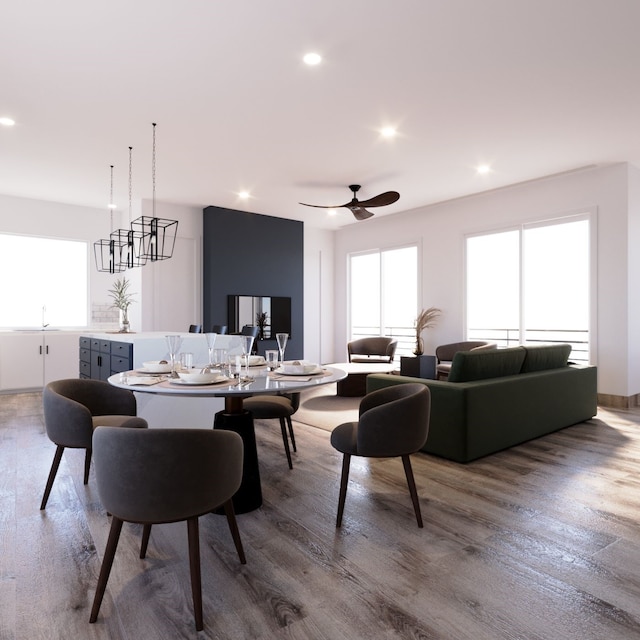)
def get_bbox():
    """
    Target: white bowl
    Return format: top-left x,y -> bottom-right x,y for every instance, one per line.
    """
282,361 -> 317,375
177,370 -> 221,384
142,360 -> 172,373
